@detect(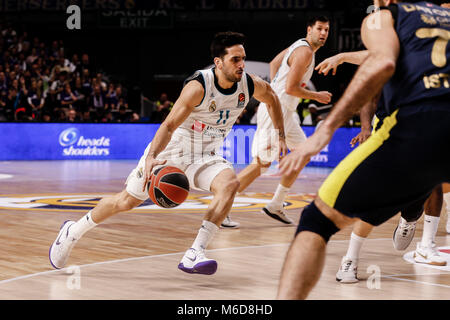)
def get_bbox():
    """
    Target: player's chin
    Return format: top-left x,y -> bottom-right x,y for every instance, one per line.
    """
235,73 -> 243,81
